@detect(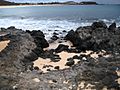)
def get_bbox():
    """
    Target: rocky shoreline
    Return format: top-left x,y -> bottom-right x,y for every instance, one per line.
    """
0,21 -> 120,90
